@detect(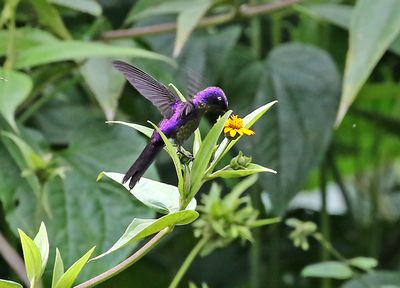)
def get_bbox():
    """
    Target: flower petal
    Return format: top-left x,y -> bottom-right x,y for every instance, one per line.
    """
224,127 -> 232,133
242,128 -> 255,135
230,129 -> 237,137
